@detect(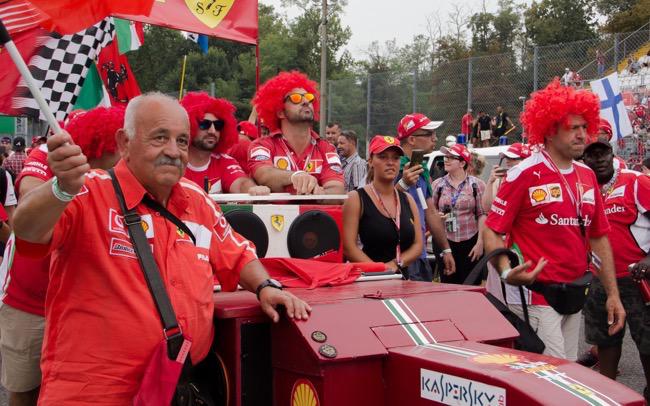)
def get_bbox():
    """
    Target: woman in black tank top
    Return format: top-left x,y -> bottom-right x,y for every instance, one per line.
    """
342,136 -> 423,273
